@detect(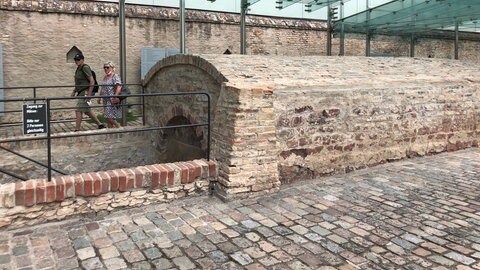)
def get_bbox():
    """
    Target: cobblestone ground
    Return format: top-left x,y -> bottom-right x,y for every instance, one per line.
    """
0,148 -> 479,270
